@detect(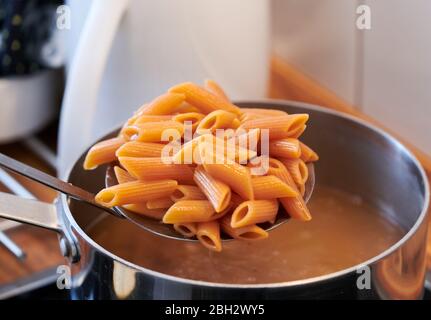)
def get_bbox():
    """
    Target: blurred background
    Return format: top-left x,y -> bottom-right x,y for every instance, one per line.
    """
0,0 -> 429,299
